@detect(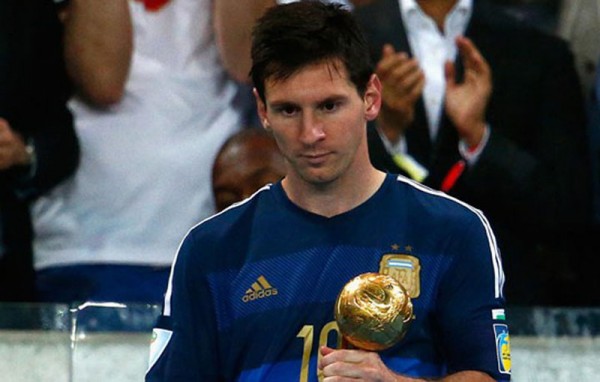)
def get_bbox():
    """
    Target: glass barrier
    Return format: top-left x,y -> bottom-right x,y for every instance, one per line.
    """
0,302 -> 160,382
0,303 -> 599,381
